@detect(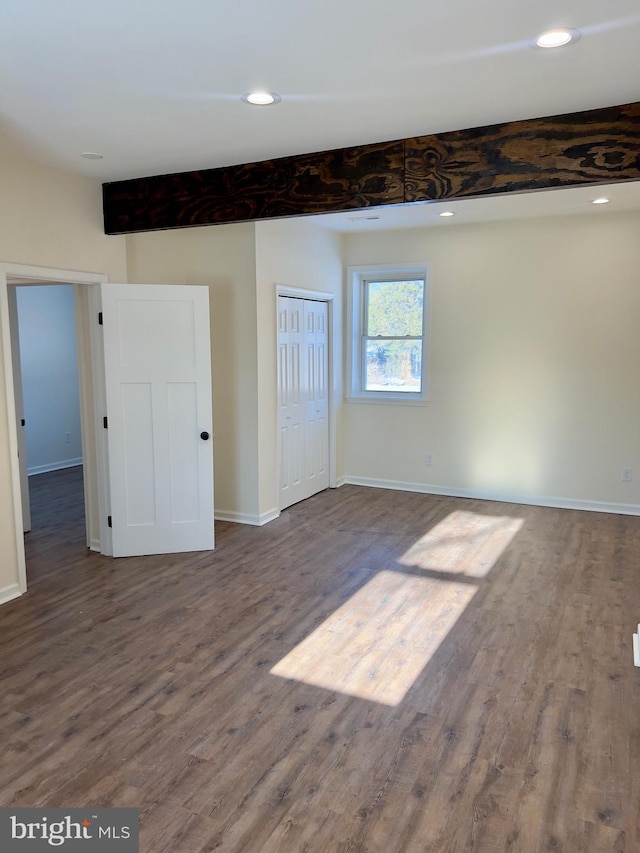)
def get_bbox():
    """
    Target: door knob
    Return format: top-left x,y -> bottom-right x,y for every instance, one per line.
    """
200,431 -> 210,440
